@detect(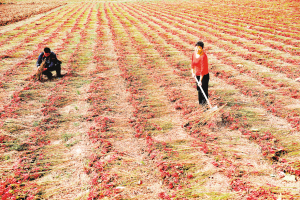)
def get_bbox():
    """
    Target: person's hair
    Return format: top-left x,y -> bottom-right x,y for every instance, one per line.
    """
195,41 -> 204,49
44,47 -> 51,53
